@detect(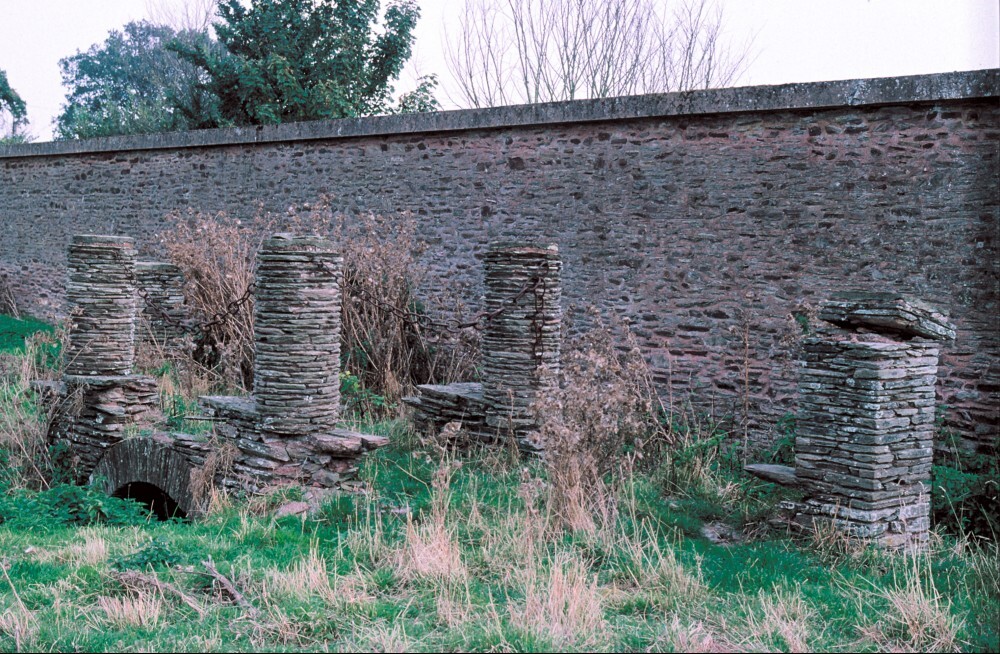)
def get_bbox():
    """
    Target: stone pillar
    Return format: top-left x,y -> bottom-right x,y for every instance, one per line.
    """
253,234 -> 342,437
793,293 -> 955,549
136,261 -> 187,347
481,243 -> 561,451
65,235 -> 137,376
